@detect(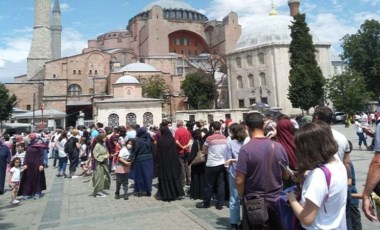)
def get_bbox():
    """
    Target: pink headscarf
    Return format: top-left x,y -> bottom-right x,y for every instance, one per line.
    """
276,119 -> 297,170
29,132 -> 38,142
